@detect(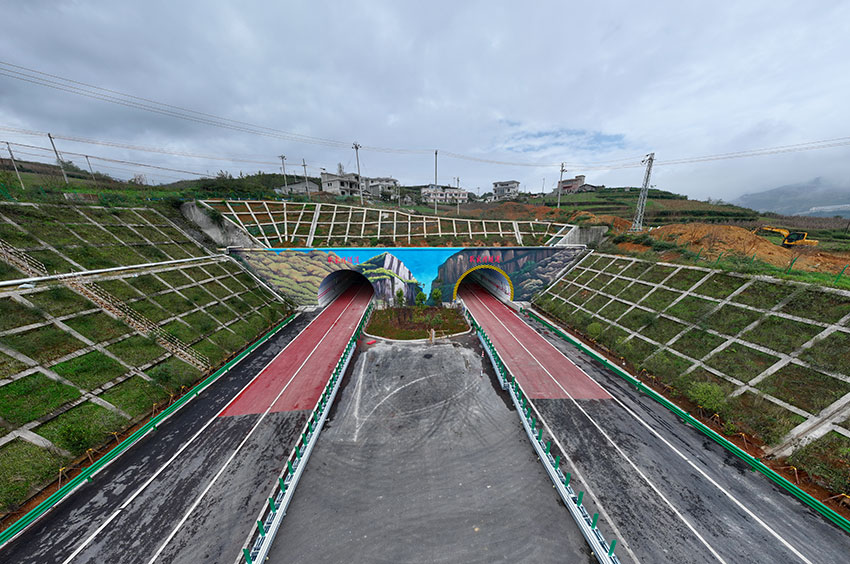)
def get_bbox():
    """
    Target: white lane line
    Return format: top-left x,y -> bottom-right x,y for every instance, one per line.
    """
60,288 -> 361,564
145,286 -> 369,564
531,313 -> 816,564
464,289 -> 729,564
